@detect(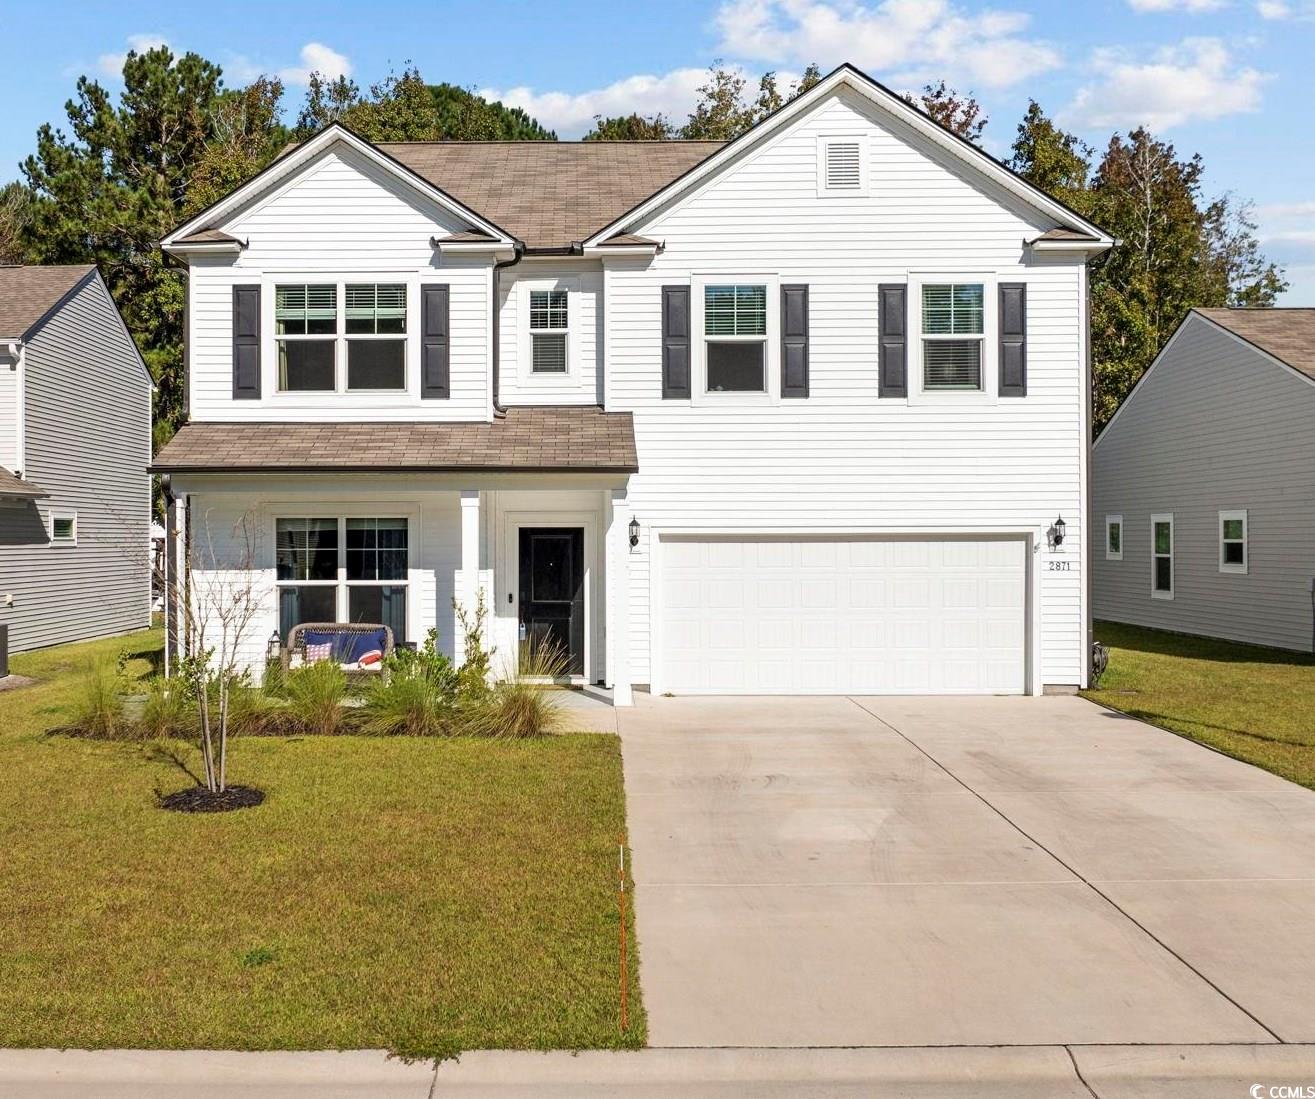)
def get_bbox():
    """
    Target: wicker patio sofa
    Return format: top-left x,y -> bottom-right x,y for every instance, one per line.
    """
282,622 -> 395,678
